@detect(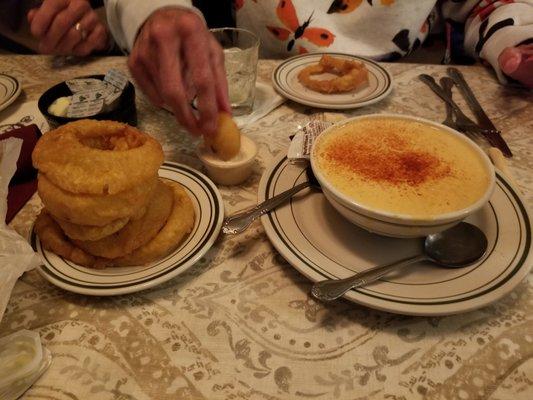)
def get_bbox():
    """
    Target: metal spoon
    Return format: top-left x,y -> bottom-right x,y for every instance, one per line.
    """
222,164 -> 320,234
311,222 -> 488,302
